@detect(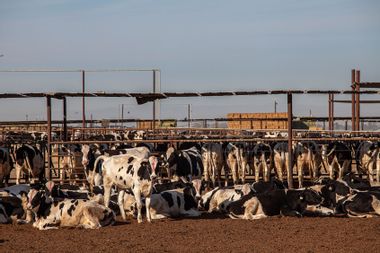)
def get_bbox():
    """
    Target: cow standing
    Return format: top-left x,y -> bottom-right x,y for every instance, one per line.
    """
202,143 -> 225,188
252,143 -> 273,182
226,143 -> 249,185
0,147 -> 13,187
294,141 -> 322,188
357,141 -> 380,183
321,142 -> 352,180
15,145 -> 44,184
273,142 -> 289,183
